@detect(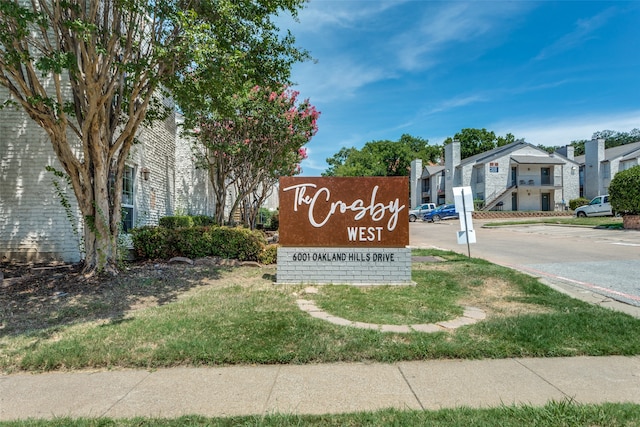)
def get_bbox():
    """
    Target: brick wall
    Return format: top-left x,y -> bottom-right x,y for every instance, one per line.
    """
0,109 -> 83,263
472,211 -> 574,219
277,247 -> 413,285
1,96 -> 179,263
128,106 -> 177,227
174,116 -> 214,216
623,215 -> 640,230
